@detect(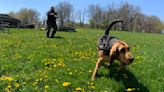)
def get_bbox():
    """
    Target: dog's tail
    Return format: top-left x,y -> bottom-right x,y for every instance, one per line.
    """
105,20 -> 123,35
